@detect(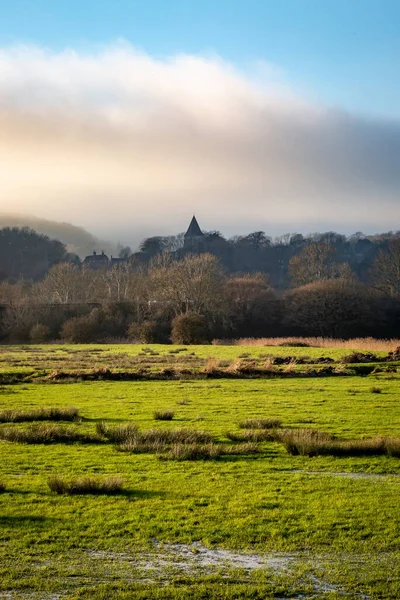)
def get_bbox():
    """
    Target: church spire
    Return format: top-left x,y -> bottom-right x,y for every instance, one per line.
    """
184,215 -> 203,238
